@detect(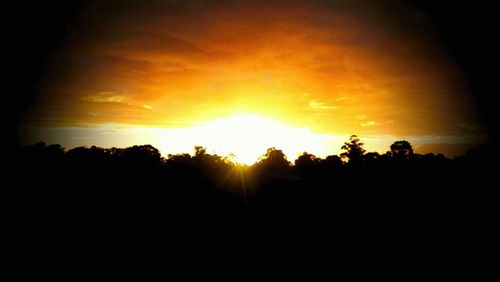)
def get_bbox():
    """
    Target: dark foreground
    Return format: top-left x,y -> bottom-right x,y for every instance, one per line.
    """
8,142 -> 497,274
13,142 -> 495,221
